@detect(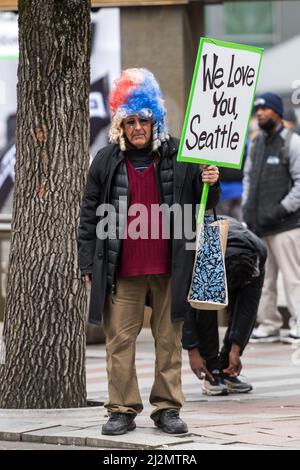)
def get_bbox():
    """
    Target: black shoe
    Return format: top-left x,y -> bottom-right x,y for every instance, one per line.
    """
154,409 -> 188,434
101,413 -> 136,435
